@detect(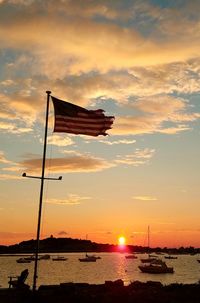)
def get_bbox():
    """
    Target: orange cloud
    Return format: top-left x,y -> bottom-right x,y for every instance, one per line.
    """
0,174 -> 21,180
1,3 -> 200,77
133,196 -> 158,201
10,155 -> 115,174
112,95 -> 199,135
46,194 -> 91,205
